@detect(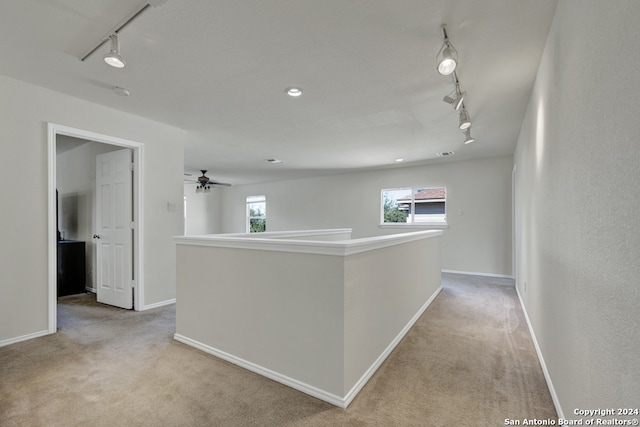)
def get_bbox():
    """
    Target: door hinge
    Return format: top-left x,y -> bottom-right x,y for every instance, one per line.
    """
131,280 -> 135,289
130,162 -> 135,171
130,221 -> 136,229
